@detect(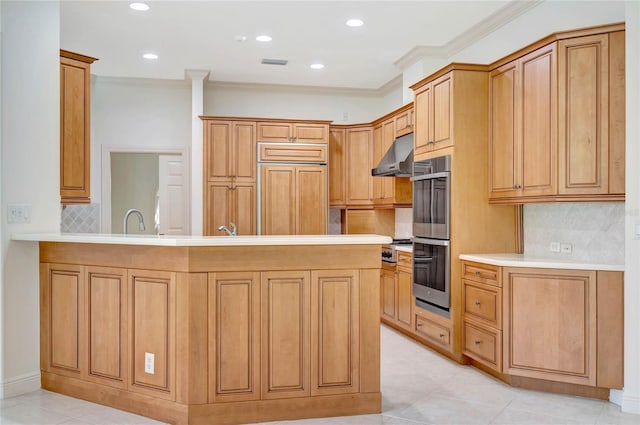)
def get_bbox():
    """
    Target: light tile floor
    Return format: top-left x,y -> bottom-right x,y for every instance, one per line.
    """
1,325 -> 638,425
